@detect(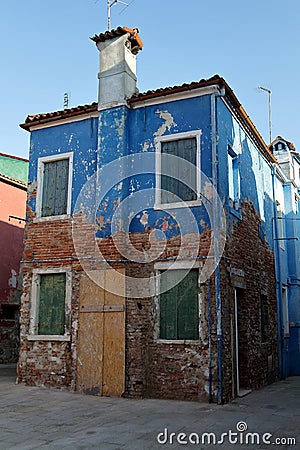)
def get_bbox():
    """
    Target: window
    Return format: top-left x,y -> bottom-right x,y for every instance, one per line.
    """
228,146 -> 239,202
260,295 -> 268,342
155,131 -> 201,208
29,268 -> 72,340
37,153 -> 73,218
159,269 -> 199,340
276,201 -> 285,250
38,273 -> 66,335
